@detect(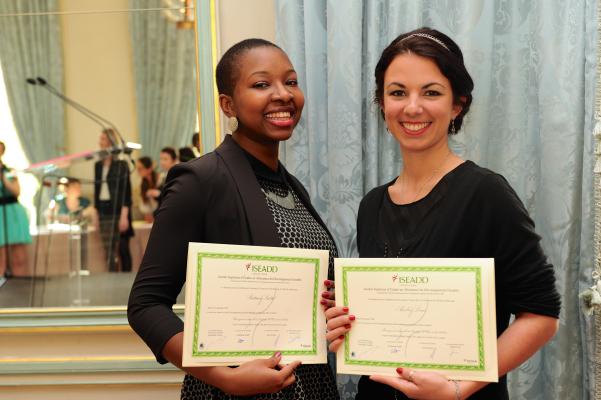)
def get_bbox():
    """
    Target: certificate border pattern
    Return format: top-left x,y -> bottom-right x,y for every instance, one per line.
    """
342,266 -> 485,371
192,252 -> 320,357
